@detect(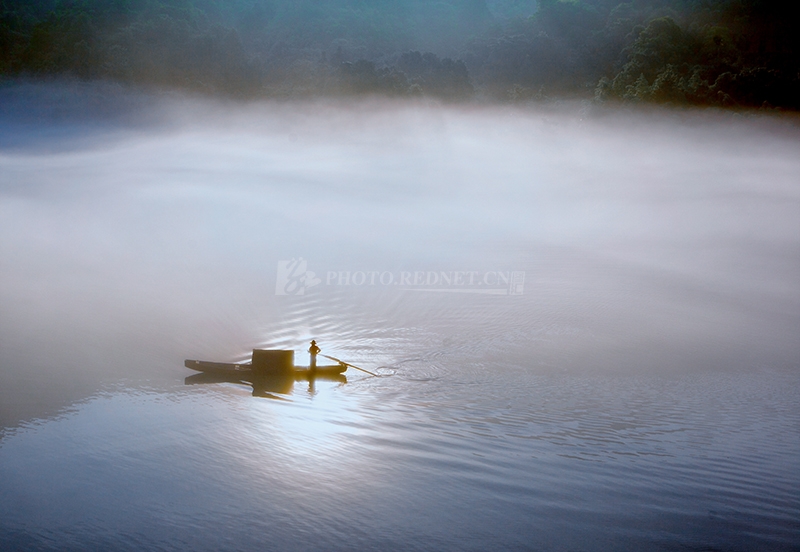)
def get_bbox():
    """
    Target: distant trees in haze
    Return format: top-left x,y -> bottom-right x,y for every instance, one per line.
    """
0,0 -> 797,109
468,0 -> 798,108
594,4 -> 799,108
